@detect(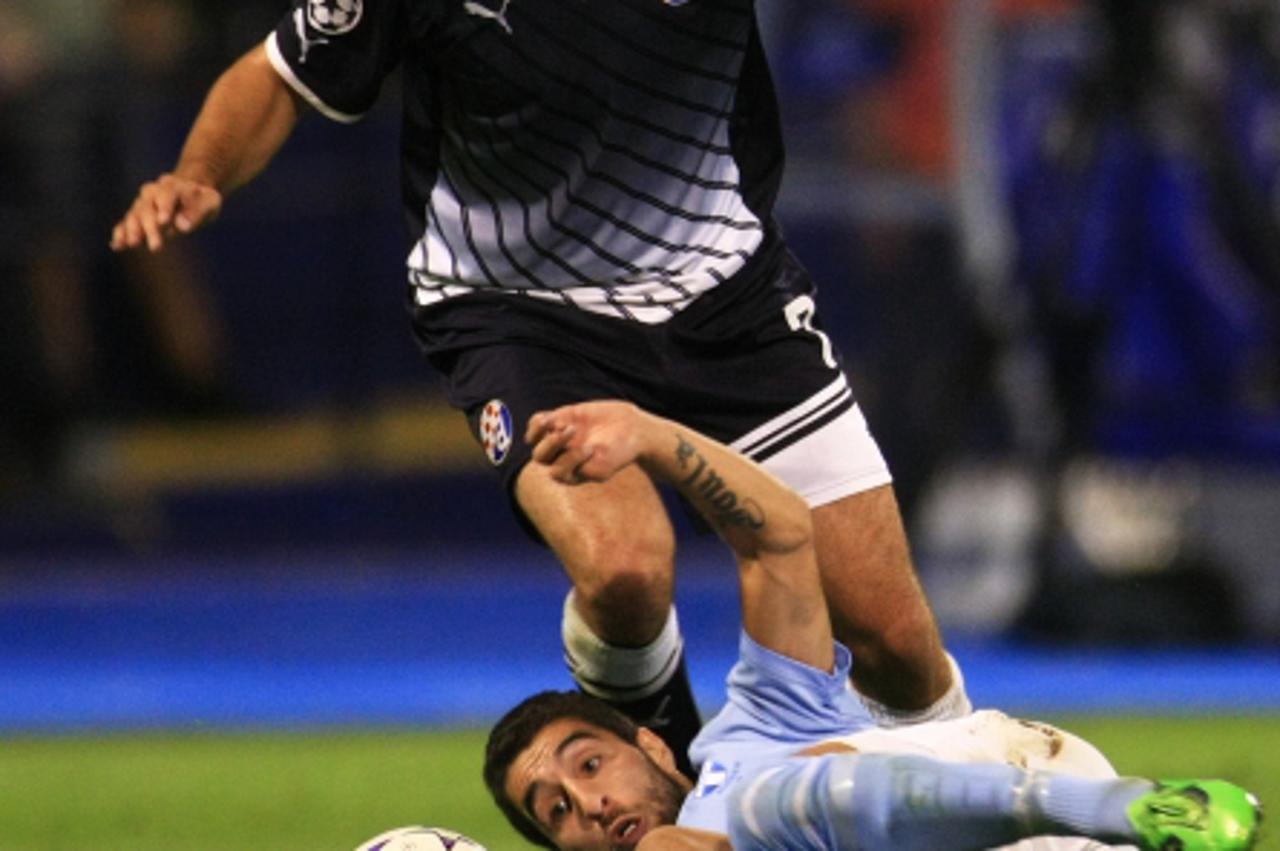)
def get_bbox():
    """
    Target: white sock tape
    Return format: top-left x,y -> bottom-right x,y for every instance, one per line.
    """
856,652 -> 973,727
561,590 -> 684,701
